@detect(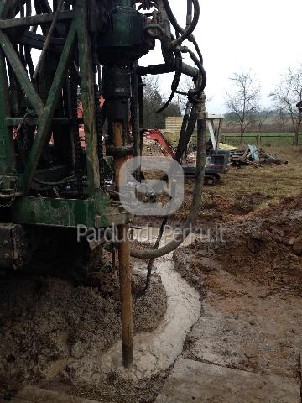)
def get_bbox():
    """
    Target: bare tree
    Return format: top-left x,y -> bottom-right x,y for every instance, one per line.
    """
142,76 -> 162,127
276,107 -> 289,133
270,66 -> 302,146
225,71 -> 261,139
